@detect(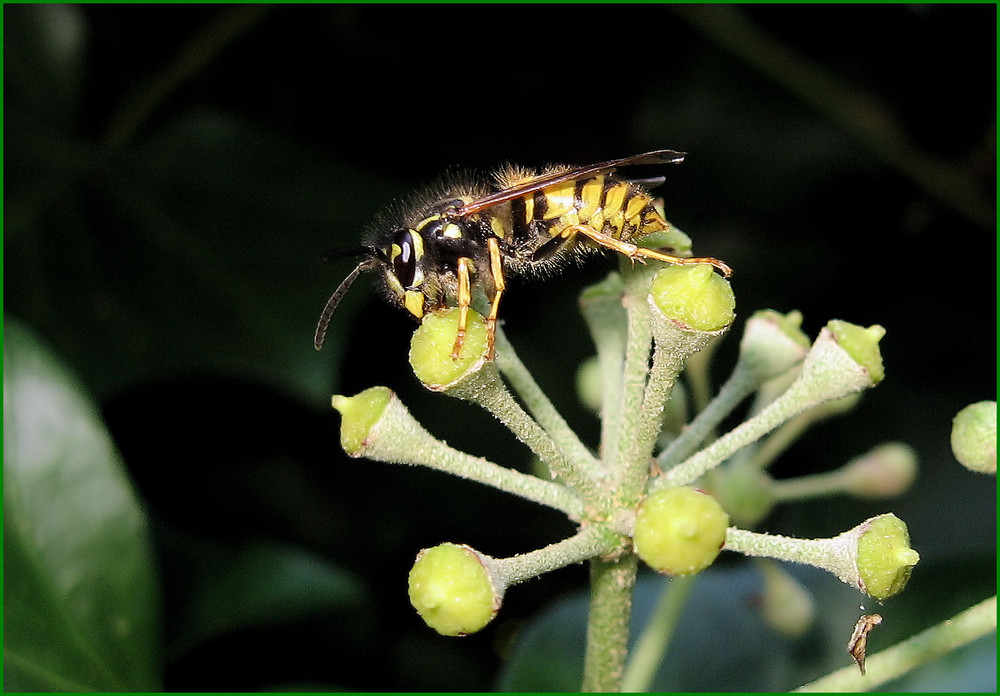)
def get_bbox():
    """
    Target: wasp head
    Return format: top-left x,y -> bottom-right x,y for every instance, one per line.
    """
314,197 -> 477,351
